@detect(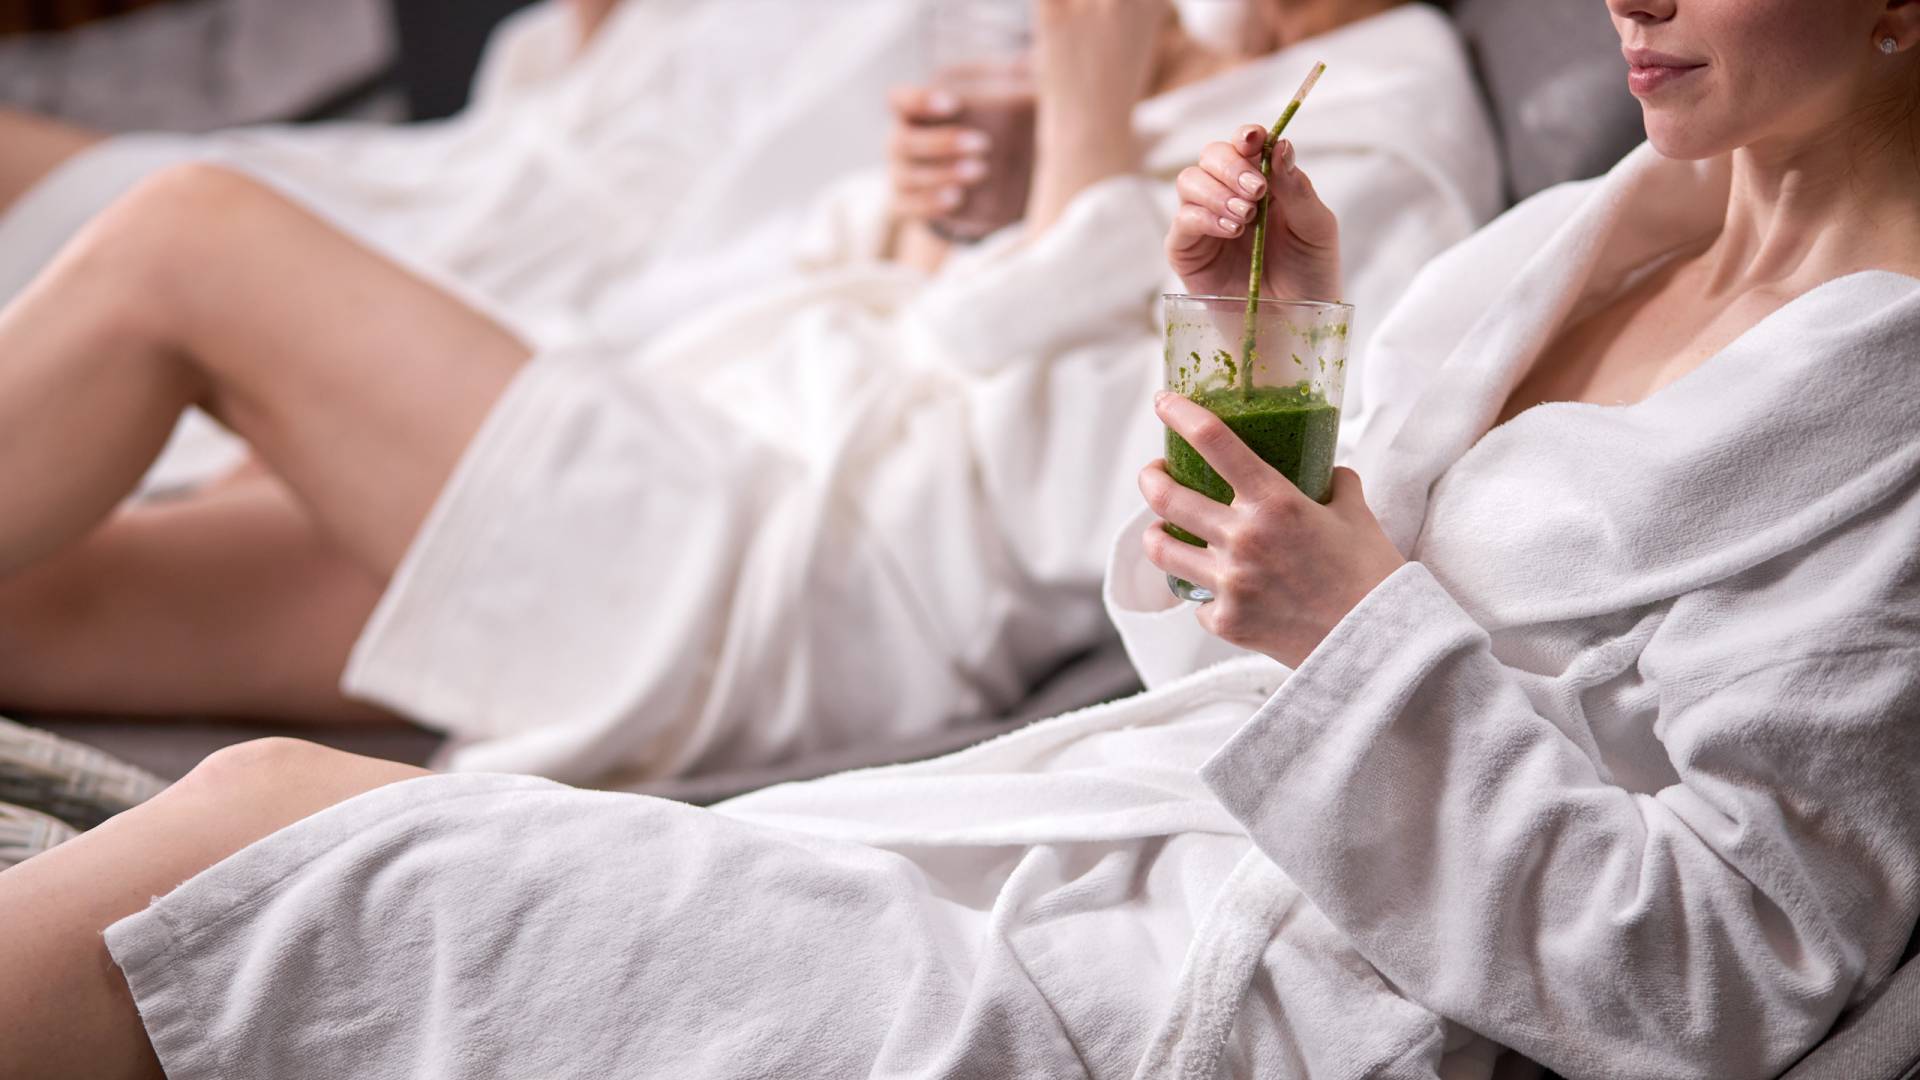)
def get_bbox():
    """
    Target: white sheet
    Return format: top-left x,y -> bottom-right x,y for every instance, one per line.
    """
105,142 -> 1920,1080
343,4 -> 1502,786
